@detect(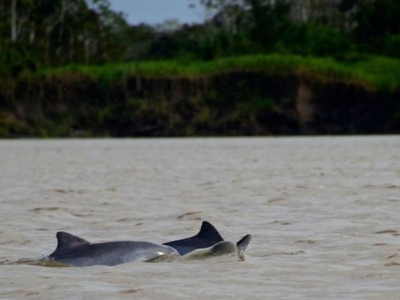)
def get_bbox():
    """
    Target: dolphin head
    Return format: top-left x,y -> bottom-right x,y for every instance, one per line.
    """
182,234 -> 252,260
